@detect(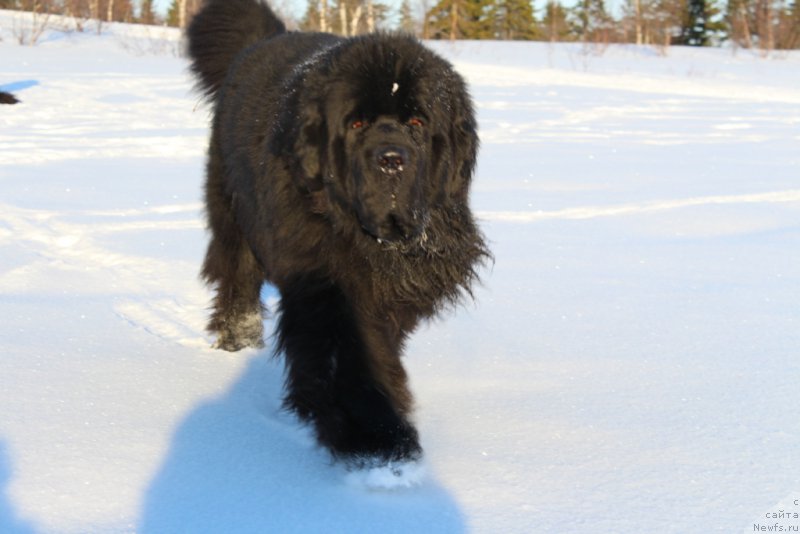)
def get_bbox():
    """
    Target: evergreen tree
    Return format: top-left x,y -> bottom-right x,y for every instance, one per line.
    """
488,0 -> 537,39
683,0 -> 708,43
703,0 -> 727,43
166,0 -> 179,26
425,0 -> 492,39
675,0 -> 724,44
464,0 -> 494,38
424,0 -> 449,39
542,0 -> 573,40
